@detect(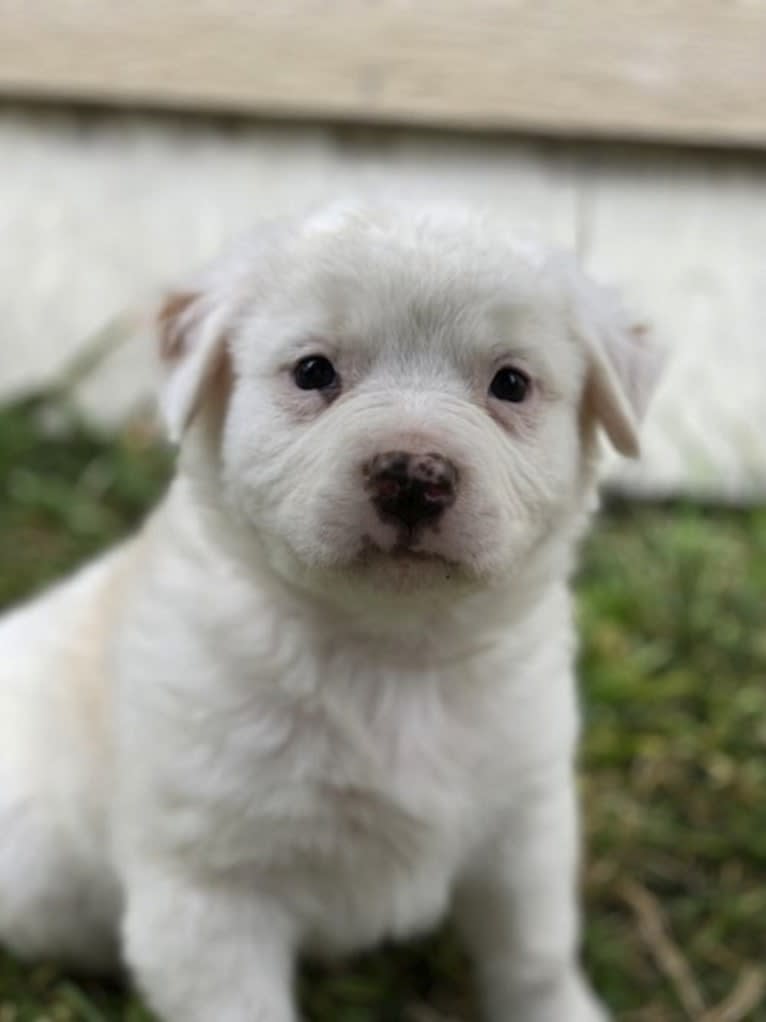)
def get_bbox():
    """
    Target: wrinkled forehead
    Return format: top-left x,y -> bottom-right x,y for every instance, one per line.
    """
244,219 -> 580,380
